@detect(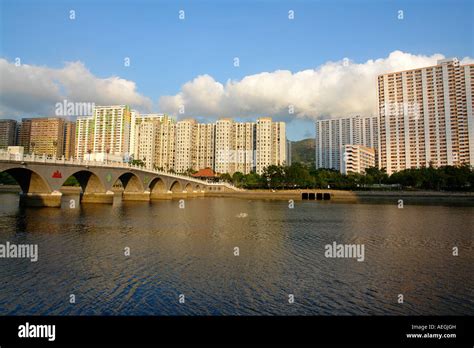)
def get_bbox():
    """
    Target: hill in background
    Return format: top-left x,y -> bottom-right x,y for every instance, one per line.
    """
290,138 -> 315,167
